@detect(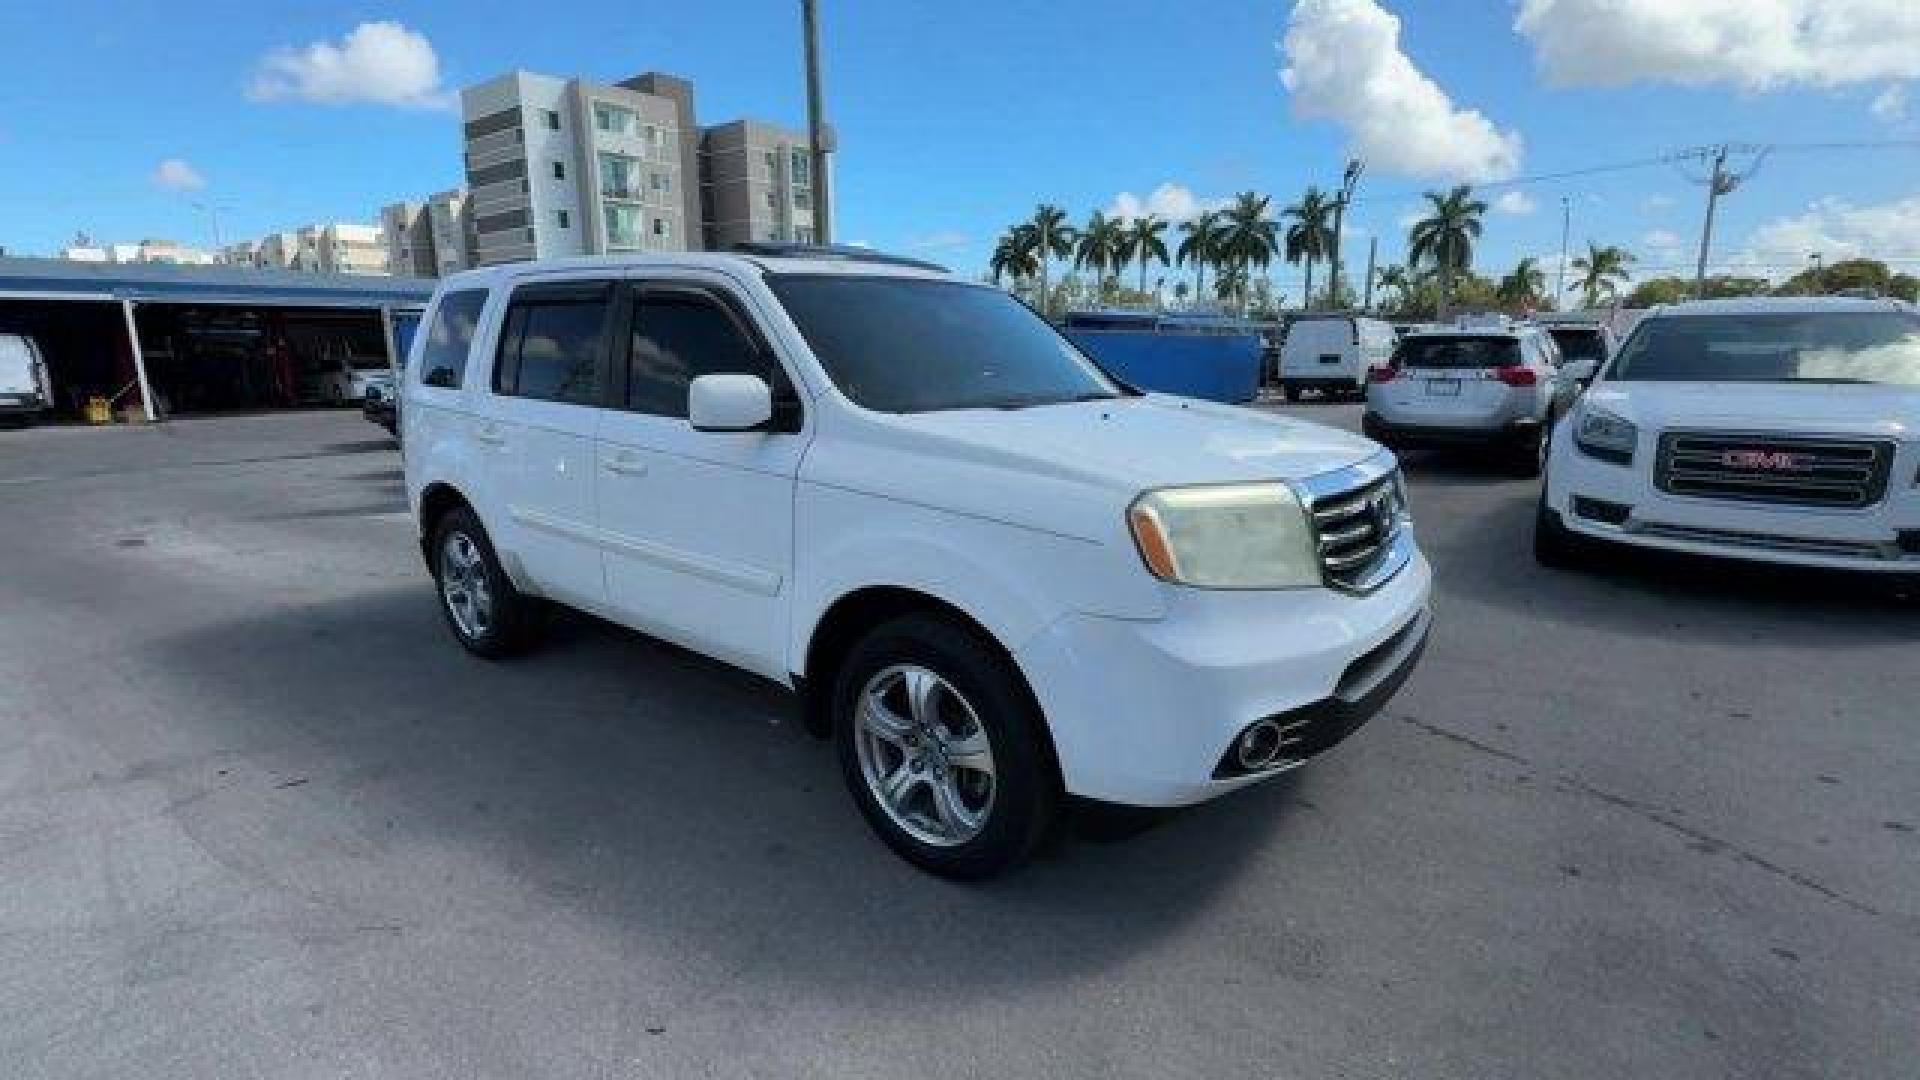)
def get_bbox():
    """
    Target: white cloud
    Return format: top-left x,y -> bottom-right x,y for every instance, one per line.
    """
1493,190 -> 1537,216
1515,0 -> 1920,90
1107,182 -> 1227,223
1395,205 -> 1427,230
904,230 -> 969,253
1280,0 -> 1524,182
152,158 -> 205,192
1642,228 -> 1683,251
1871,83 -> 1909,122
247,21 -> 451,109
1641,193 -> 1677,214
1740,194 -> 1920,269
